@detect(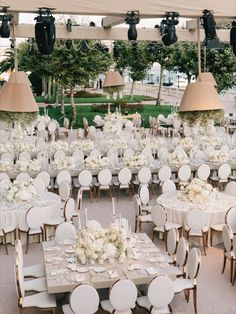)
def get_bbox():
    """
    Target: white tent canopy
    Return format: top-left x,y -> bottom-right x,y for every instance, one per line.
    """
2,0 -> 236,17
